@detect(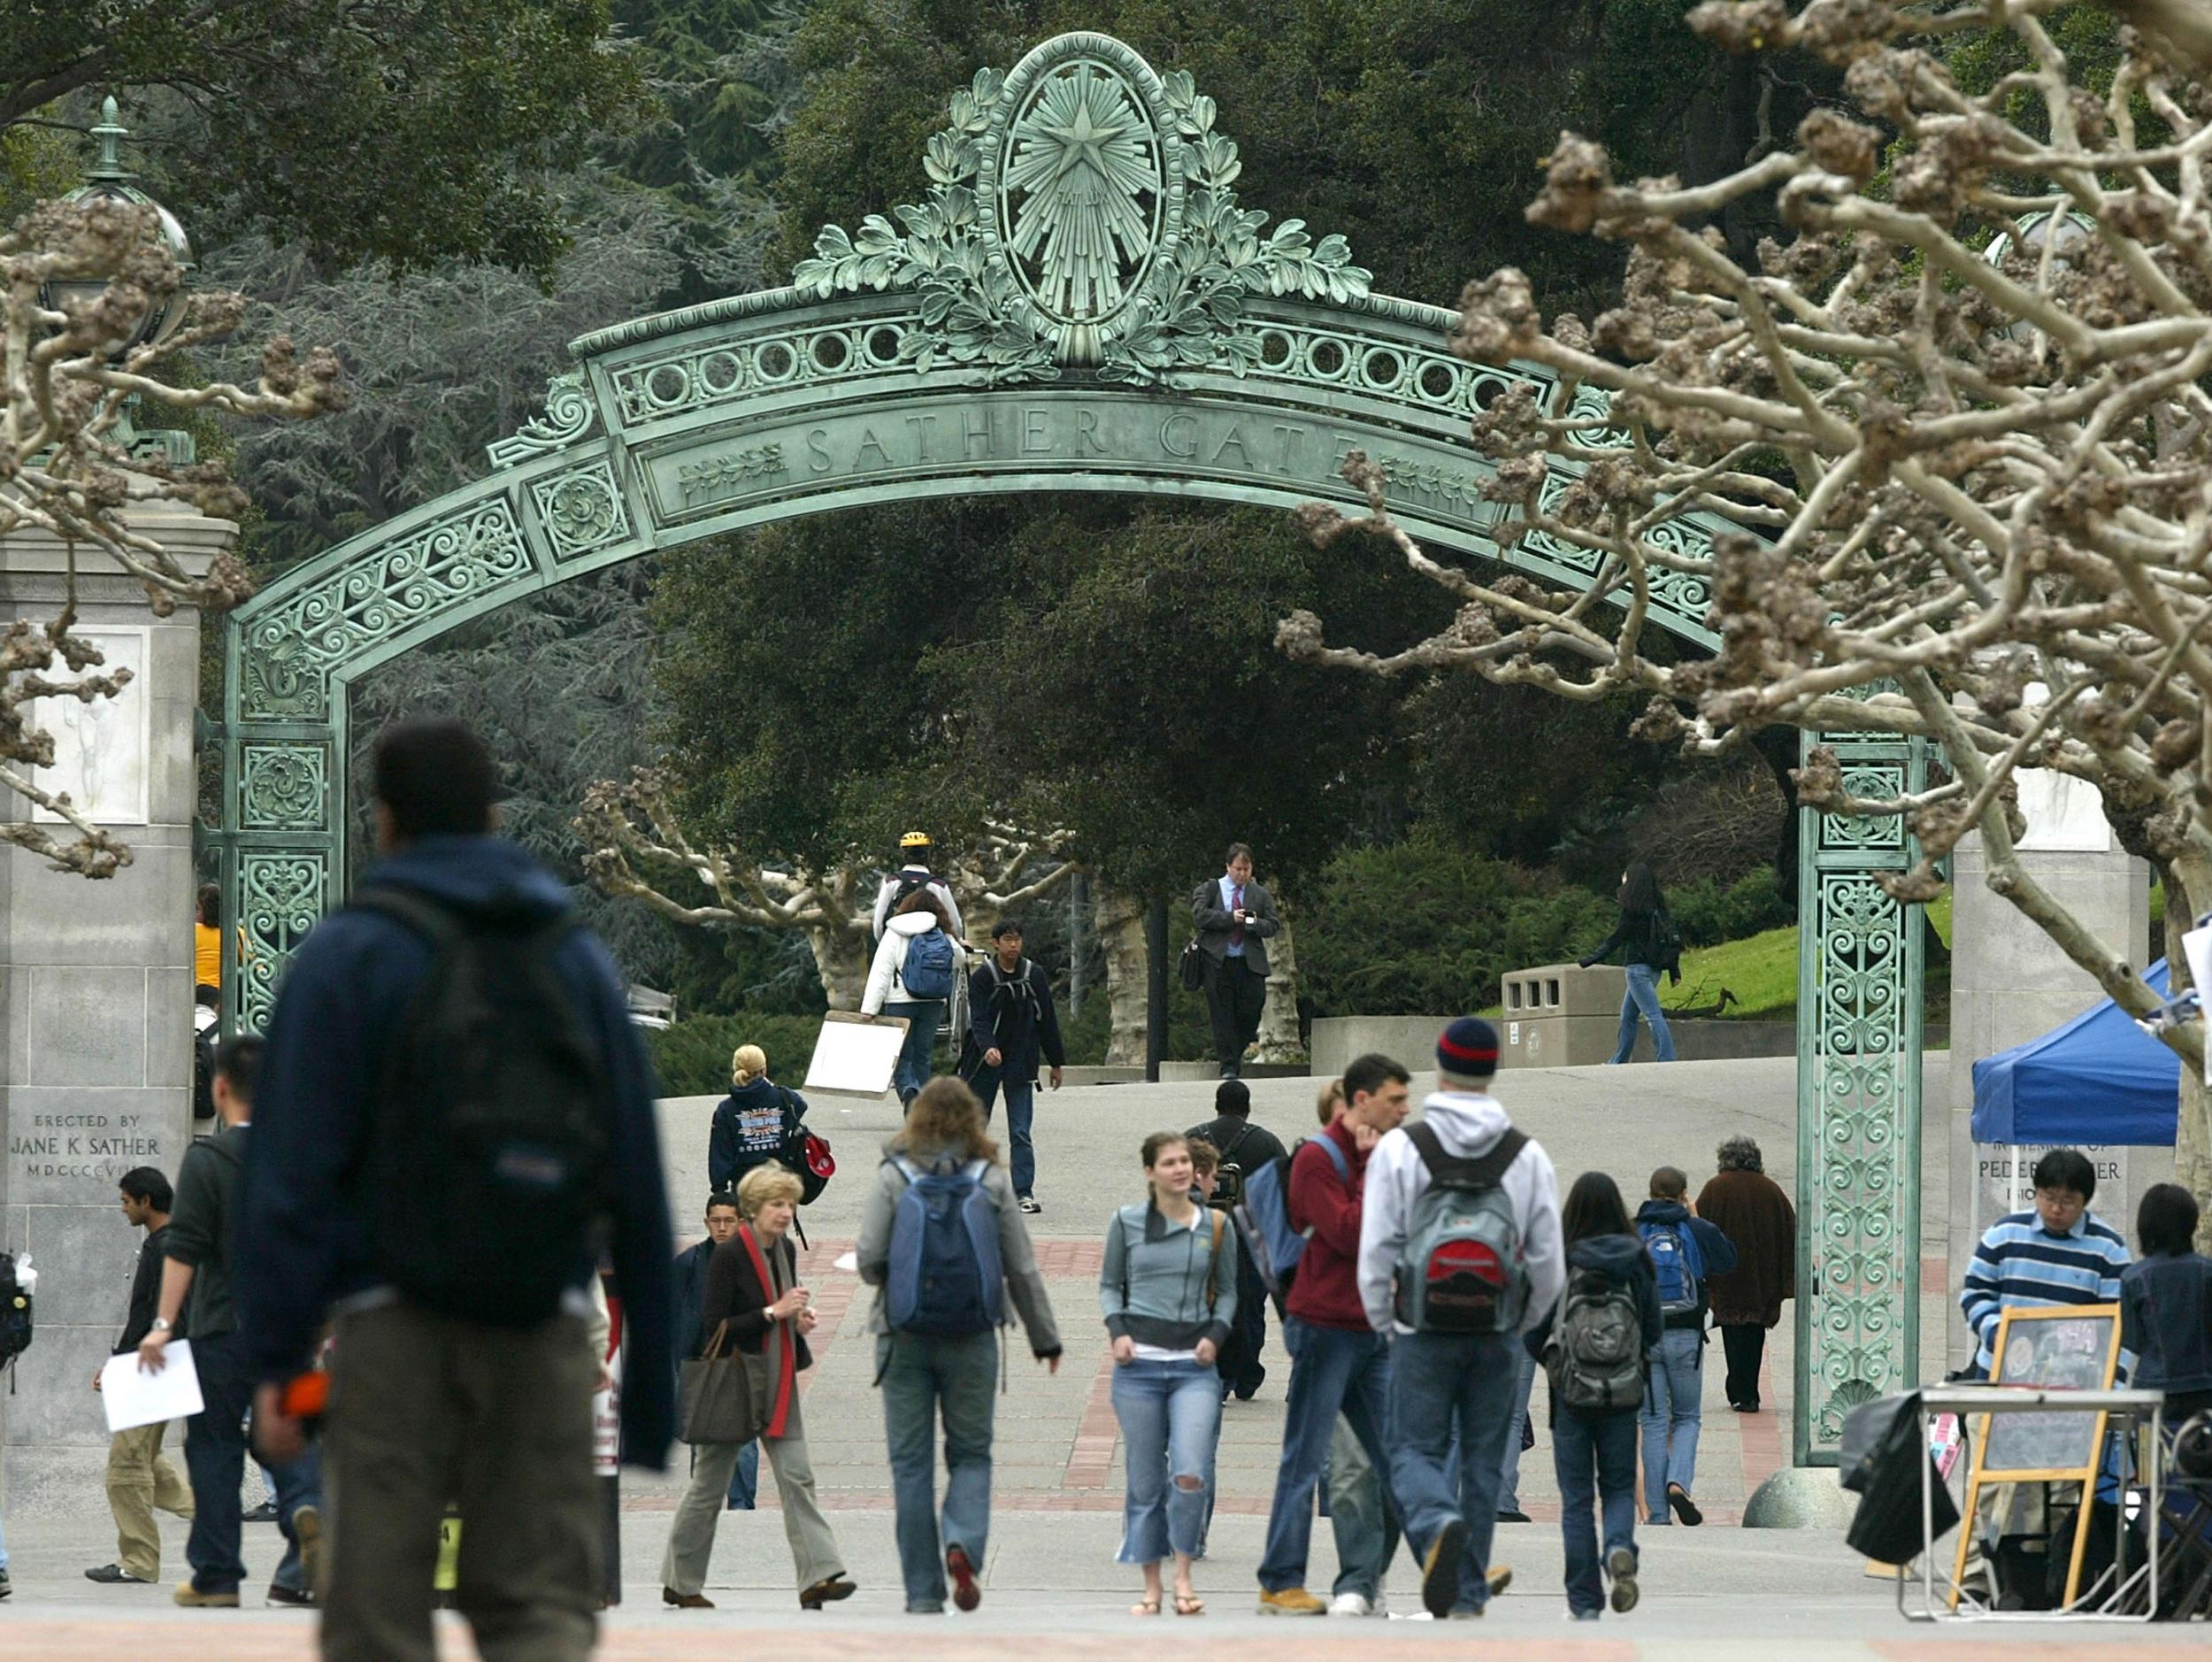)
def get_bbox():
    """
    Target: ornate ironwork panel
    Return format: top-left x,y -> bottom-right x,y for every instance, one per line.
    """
218,35 -> 1922,1477
1795,726 -> 1927,1463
